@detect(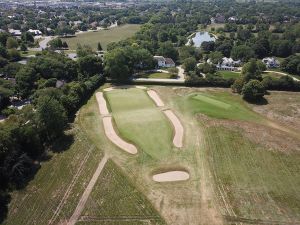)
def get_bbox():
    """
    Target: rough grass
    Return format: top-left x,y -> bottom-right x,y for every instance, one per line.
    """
142,72 -> 176,79
81,160 -> 166,224
217,71 -> 241,79
204,126 -> 300,221
105,88 -> 173,160
61,24 -> 141,50
180,91 -> 262,122
3,126 -> 104,225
